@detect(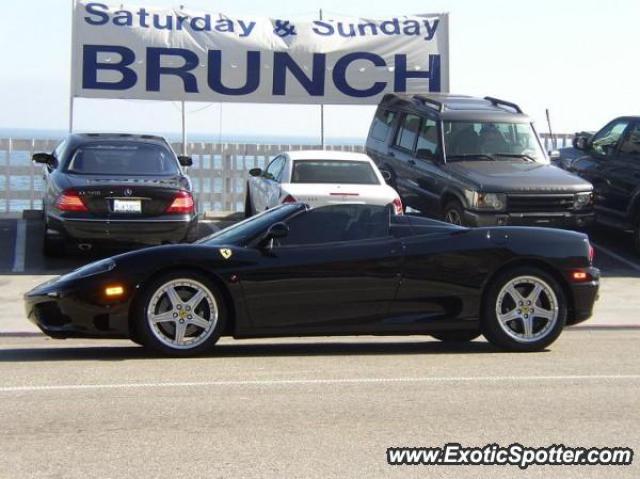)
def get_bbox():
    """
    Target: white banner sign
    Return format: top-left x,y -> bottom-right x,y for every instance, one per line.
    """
71,2 -> 449,104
